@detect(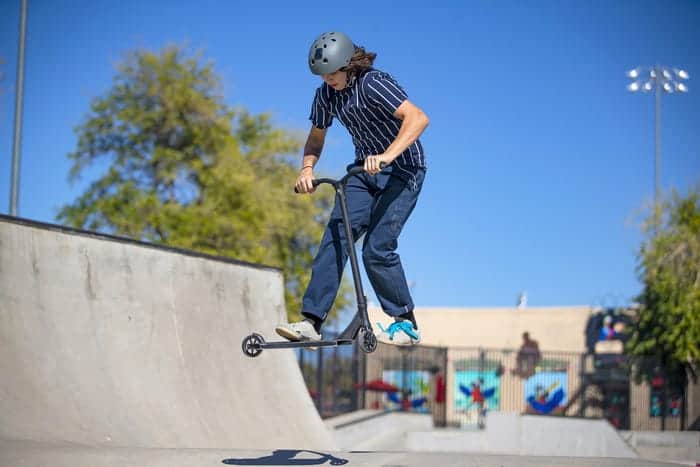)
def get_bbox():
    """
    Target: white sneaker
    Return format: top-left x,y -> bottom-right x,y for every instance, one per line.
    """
377,320 -> 421,346
275,320 -> 322,342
